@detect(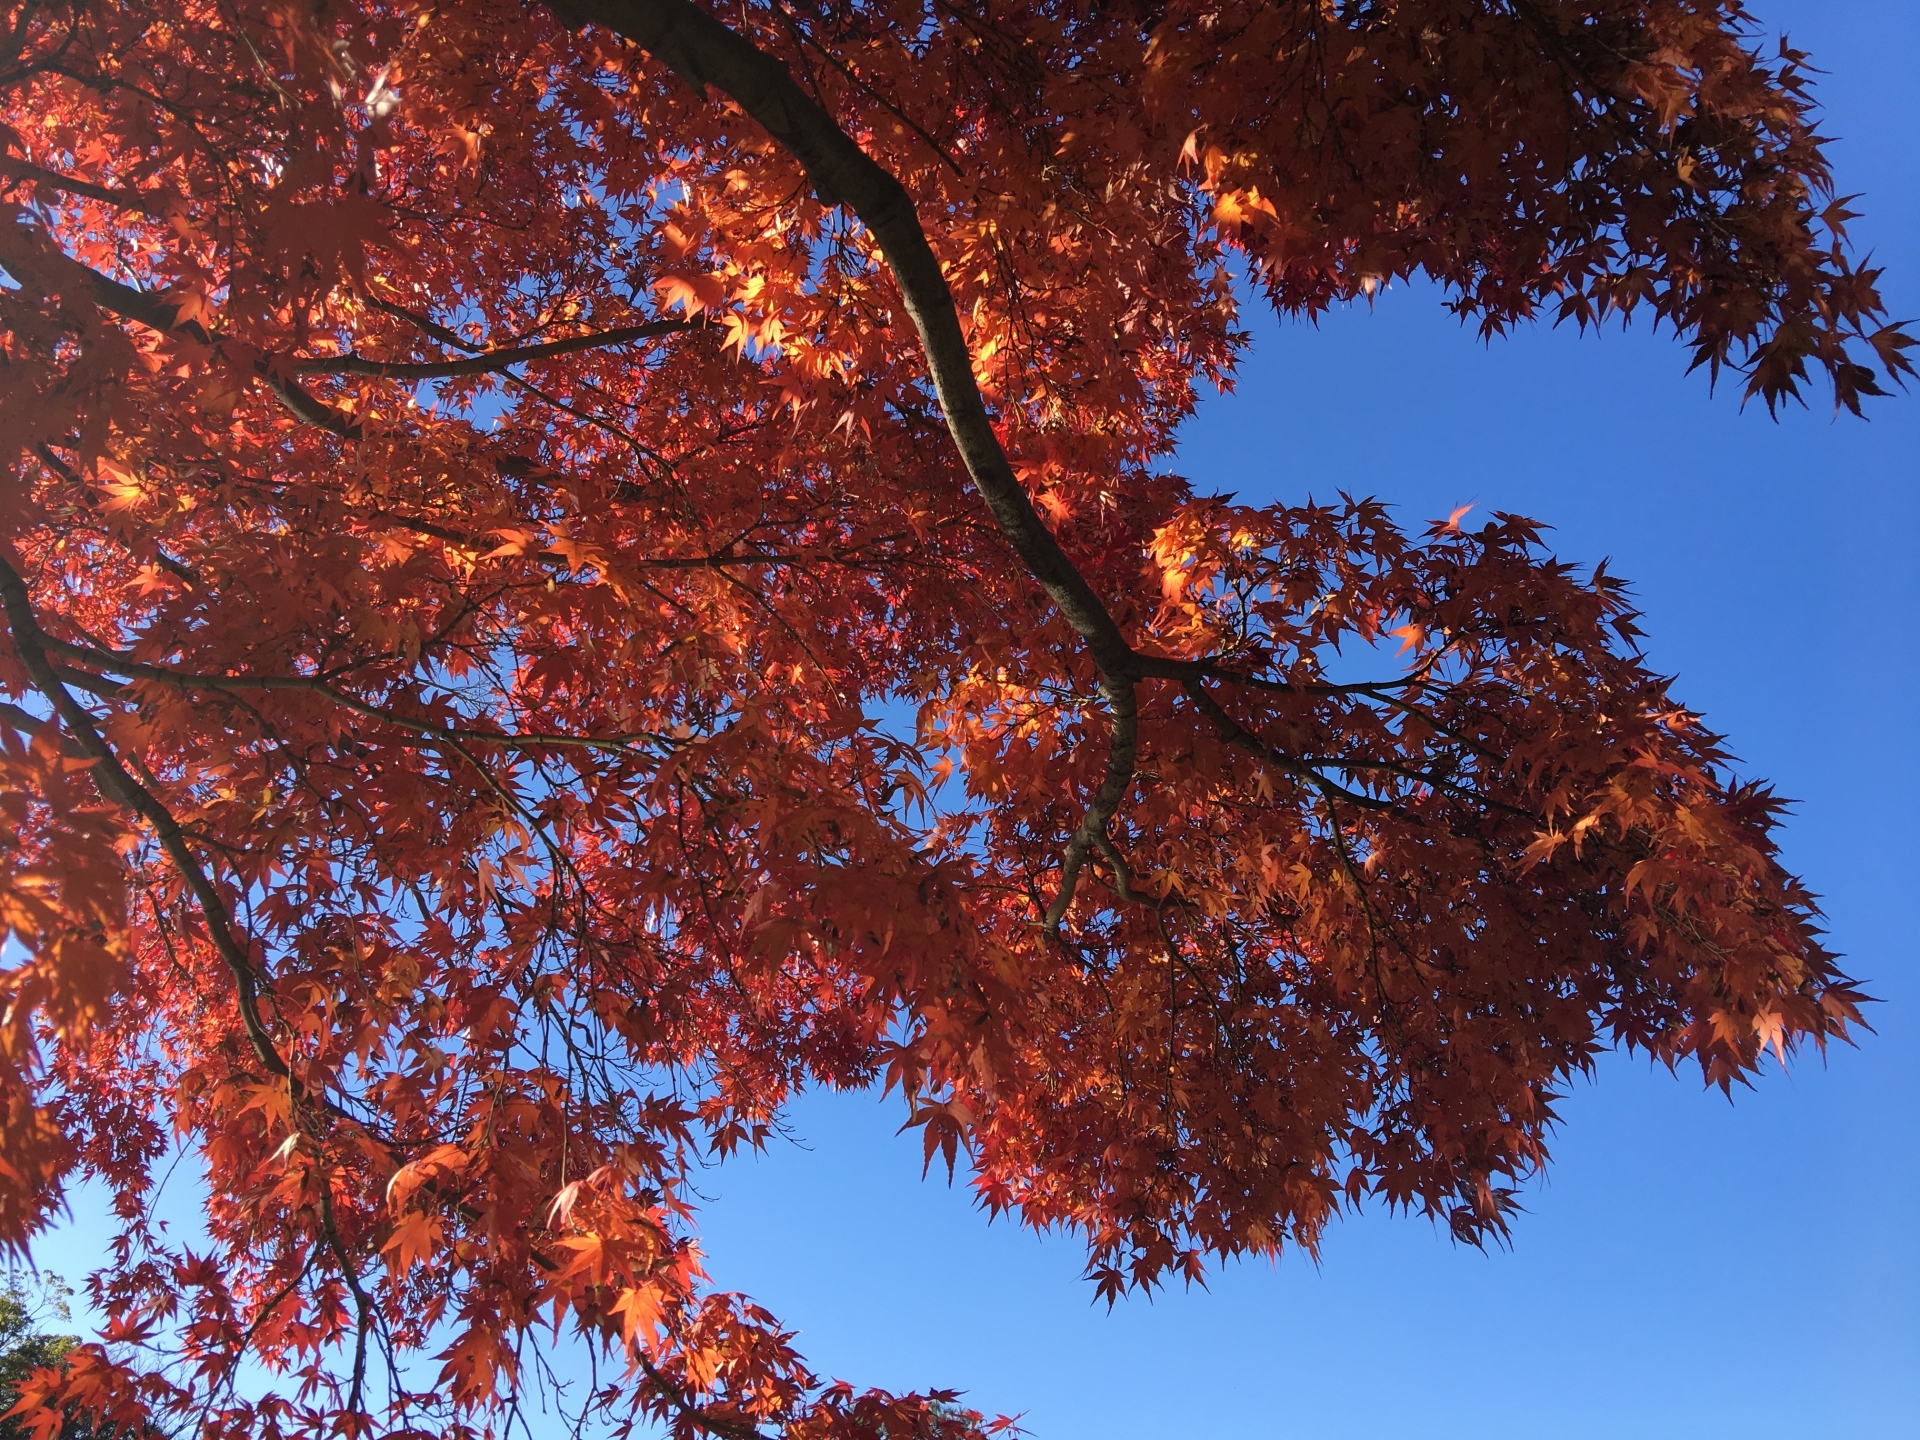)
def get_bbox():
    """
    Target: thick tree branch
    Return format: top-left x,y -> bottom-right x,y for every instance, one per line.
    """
561,0 -> 1145,923
567,0 -> 1133,666
0,155 -> 166,214
0,698 -> 85,755
62,257 -> 207,339
263,371 -> 364,438
18,242 -> 370,438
